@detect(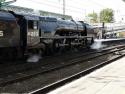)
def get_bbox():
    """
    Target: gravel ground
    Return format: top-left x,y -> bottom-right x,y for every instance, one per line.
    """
0,48 -> 92,76
0,52 -> 118,93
